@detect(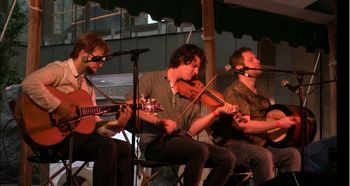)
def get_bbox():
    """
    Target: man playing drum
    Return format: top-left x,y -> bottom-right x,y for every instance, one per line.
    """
211,47 -> 301,185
